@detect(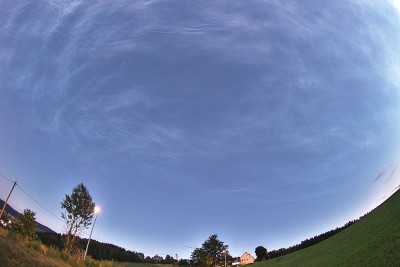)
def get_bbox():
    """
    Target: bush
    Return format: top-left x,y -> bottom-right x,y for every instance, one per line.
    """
12,209 -> 38,241
60,249 -> 73,262
84,257 -> 100,267
27,240 -> 48,255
